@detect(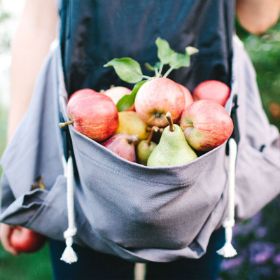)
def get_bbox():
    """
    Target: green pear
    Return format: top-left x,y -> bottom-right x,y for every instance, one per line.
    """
147,113 -> 197,167
137,127 -> 158,165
